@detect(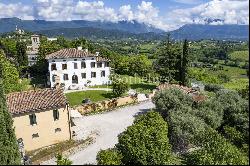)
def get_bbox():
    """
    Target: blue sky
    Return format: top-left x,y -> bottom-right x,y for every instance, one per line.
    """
0,0 -> 249,31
